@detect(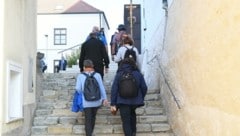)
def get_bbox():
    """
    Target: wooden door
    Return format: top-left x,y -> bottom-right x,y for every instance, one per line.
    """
124,4 -> 141,54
